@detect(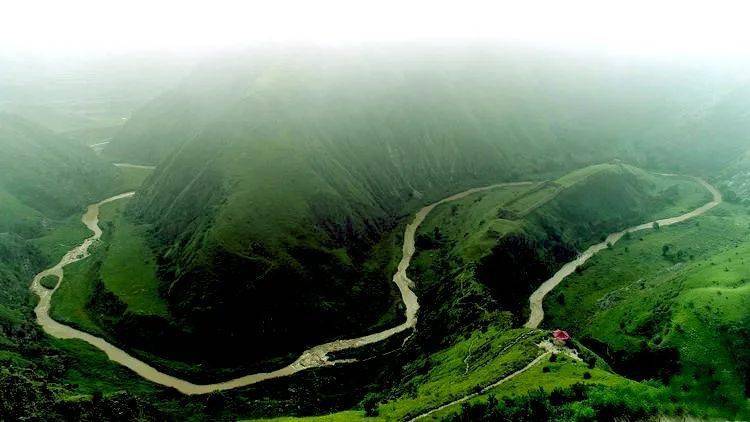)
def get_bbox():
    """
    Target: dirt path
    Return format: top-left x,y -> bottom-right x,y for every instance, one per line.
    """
524,176 -> 722,329
408,351 -> 551,421
30,181 -> 532,394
